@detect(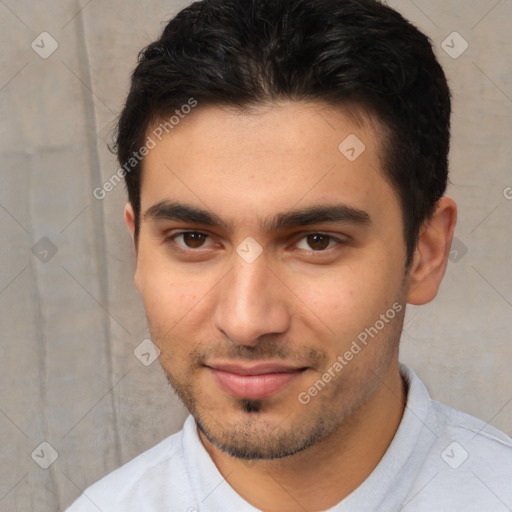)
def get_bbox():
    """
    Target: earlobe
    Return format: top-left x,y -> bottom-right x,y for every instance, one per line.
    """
407,197 -> 457,305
